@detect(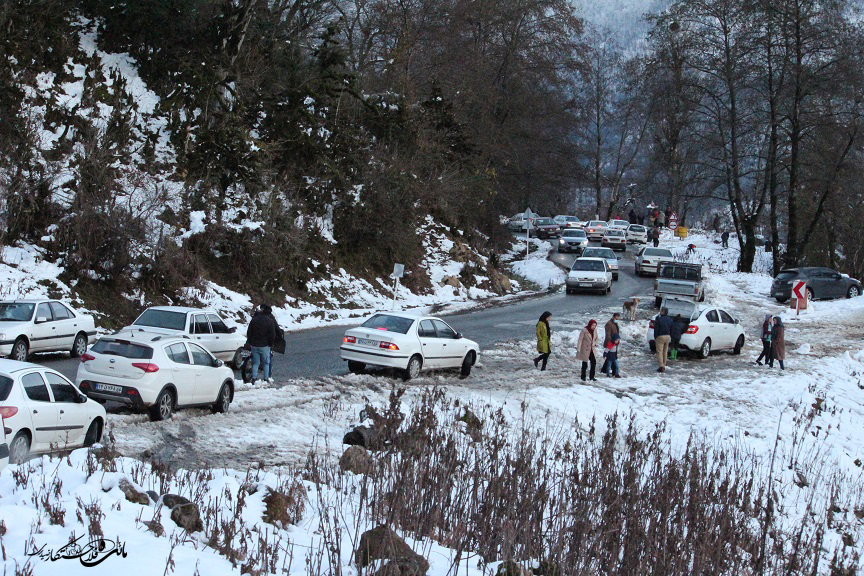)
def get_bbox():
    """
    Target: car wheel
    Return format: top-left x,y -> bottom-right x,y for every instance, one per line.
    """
649,340 -> 656,353
698,292 -> 706,302
848,285 -> 861,298
699,338 -> 712,359
607,283 -> 612,294
230,347 -> 244,369
733,335 -> 744,355
71,333 -> 88,358
10,338 -> 28,362
241,356 -> 253,383
807,287 -> 814,301
83,420 -> 102,447
655,297 -> 662,309
348,361 -> 365,374
403,355 -> 422,381
9,431 -> 31,464
212,381 -> 232,413
460,351 -> 476,378
149,389 -> 175,422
